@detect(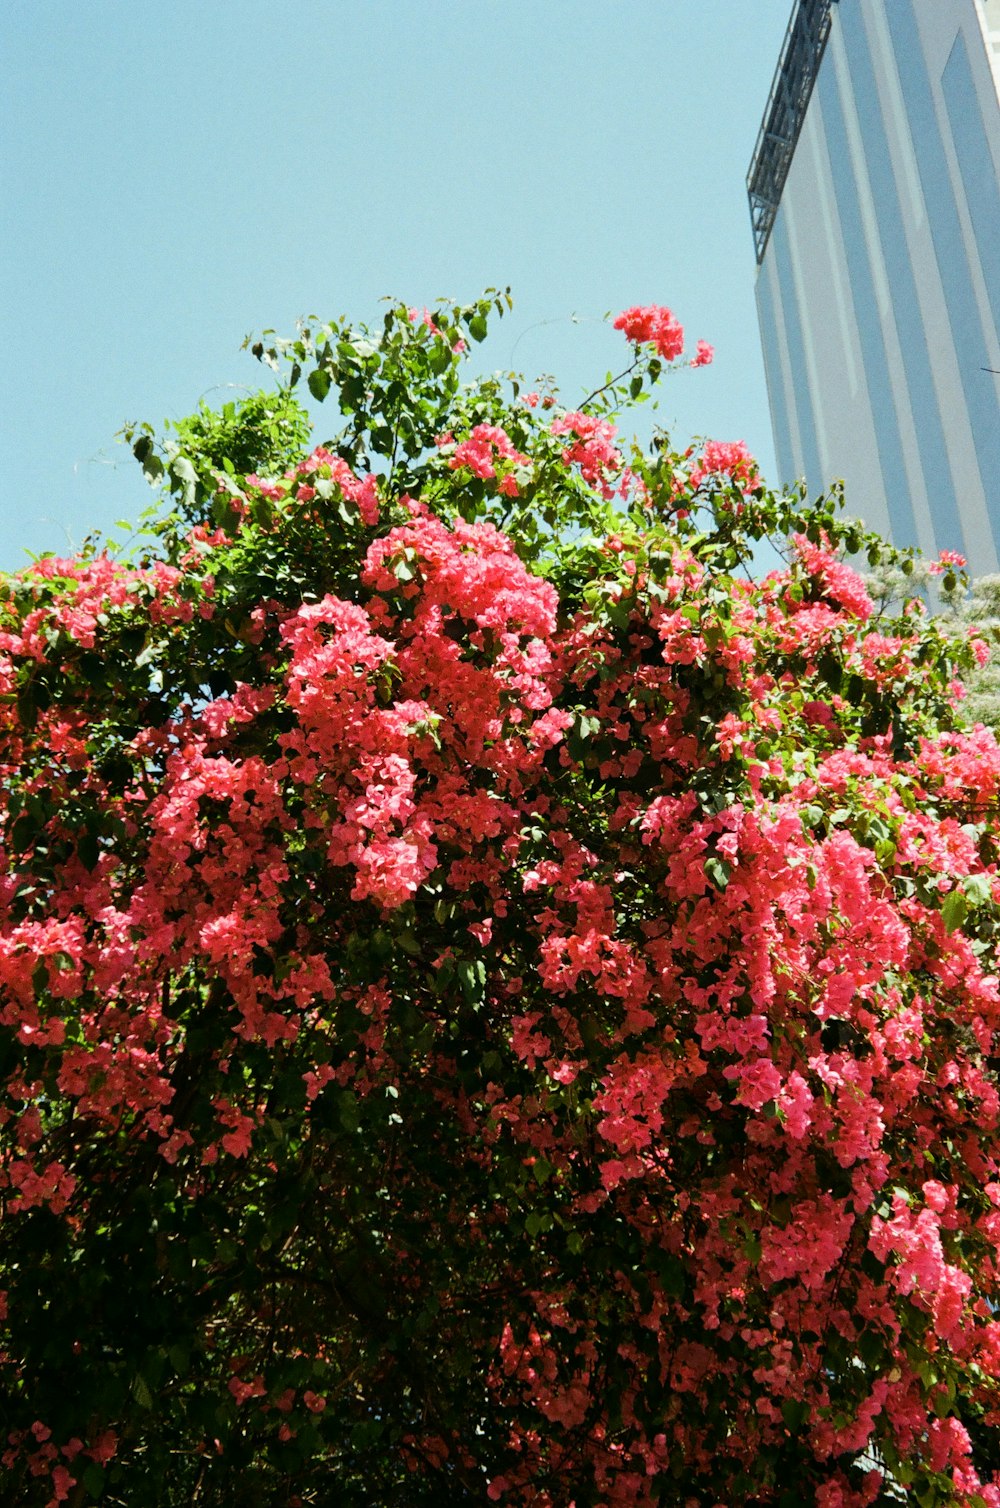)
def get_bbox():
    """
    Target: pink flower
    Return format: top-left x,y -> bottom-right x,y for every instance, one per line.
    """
690,340 -> 714,367
449,424 -> 529,483
970,632 -> 991,667
689,439 -> 758,493
86,1431 -> 118,1466
793,534 -> 874,619
49,1465 -> 76,1503
228,1374 -> 266,1405
408,306 -> 465,351
213,1100 -> 256,1158
303,1065 -> 336,1101
723,1055 -> 783,1111
550,411 -> 623,497
408,306 -> 442,336
614,304 -> 685,361
928,549 -> 967,576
